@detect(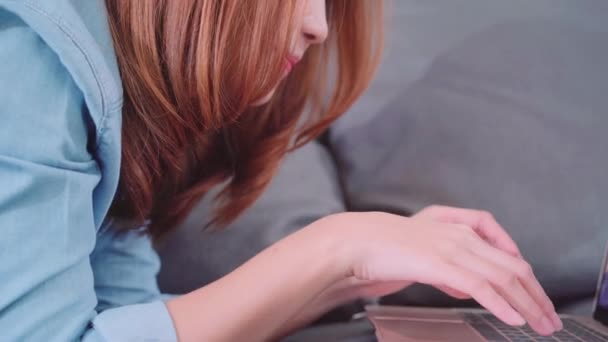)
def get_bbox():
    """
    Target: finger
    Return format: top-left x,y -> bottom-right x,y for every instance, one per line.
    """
421,262 -> 526,327
423,206 -> 521,257
467,238 -> 561,330
451,250 -> 556,335
466,235 -> 558,315
472,211 -> 522,258
435,285 -> 471,300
